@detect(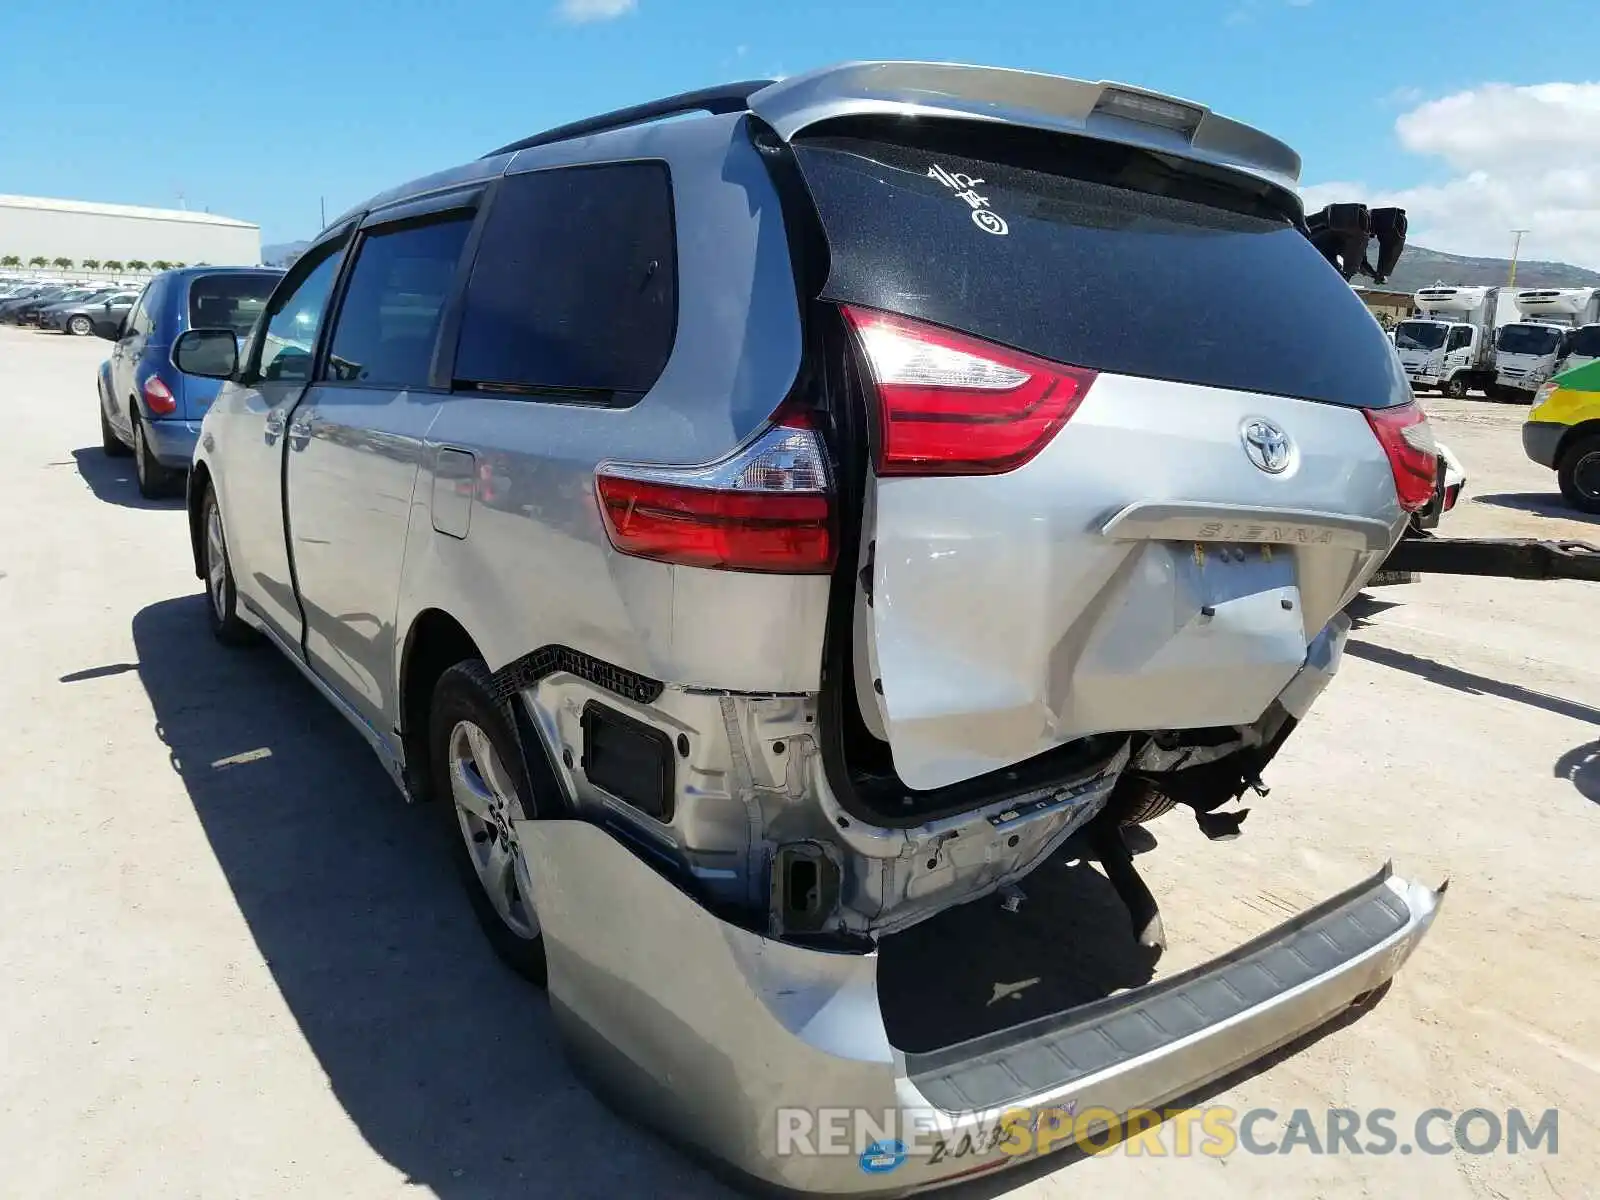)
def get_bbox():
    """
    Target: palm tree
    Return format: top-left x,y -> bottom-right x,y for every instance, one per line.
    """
81,258 -> 101,271
52,257 -> 74,271
0,255 -> 19,268
172,262 -> 187,269
127,259 -> 149,272
28,256 -> 48,268
103,259 -> 124,272
151,260 -> 173,271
